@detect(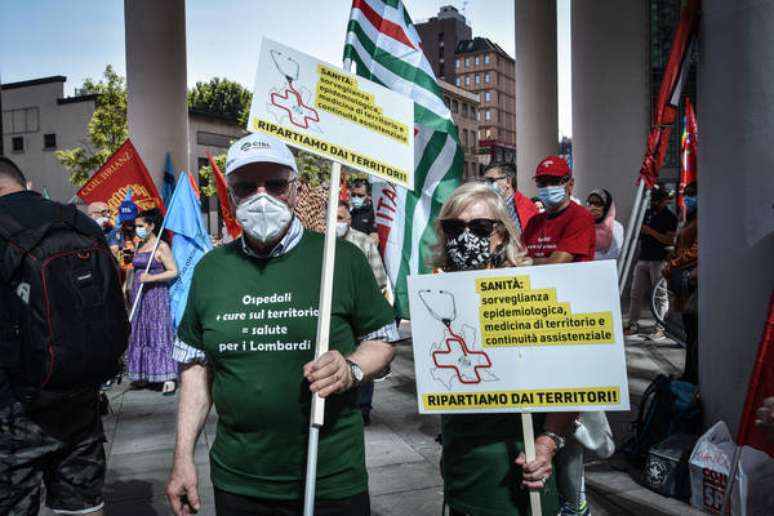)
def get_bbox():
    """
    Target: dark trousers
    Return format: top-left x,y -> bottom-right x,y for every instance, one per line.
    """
214,488 -> 370,516
358,381 -> 374,415
681,312 -> 699,383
